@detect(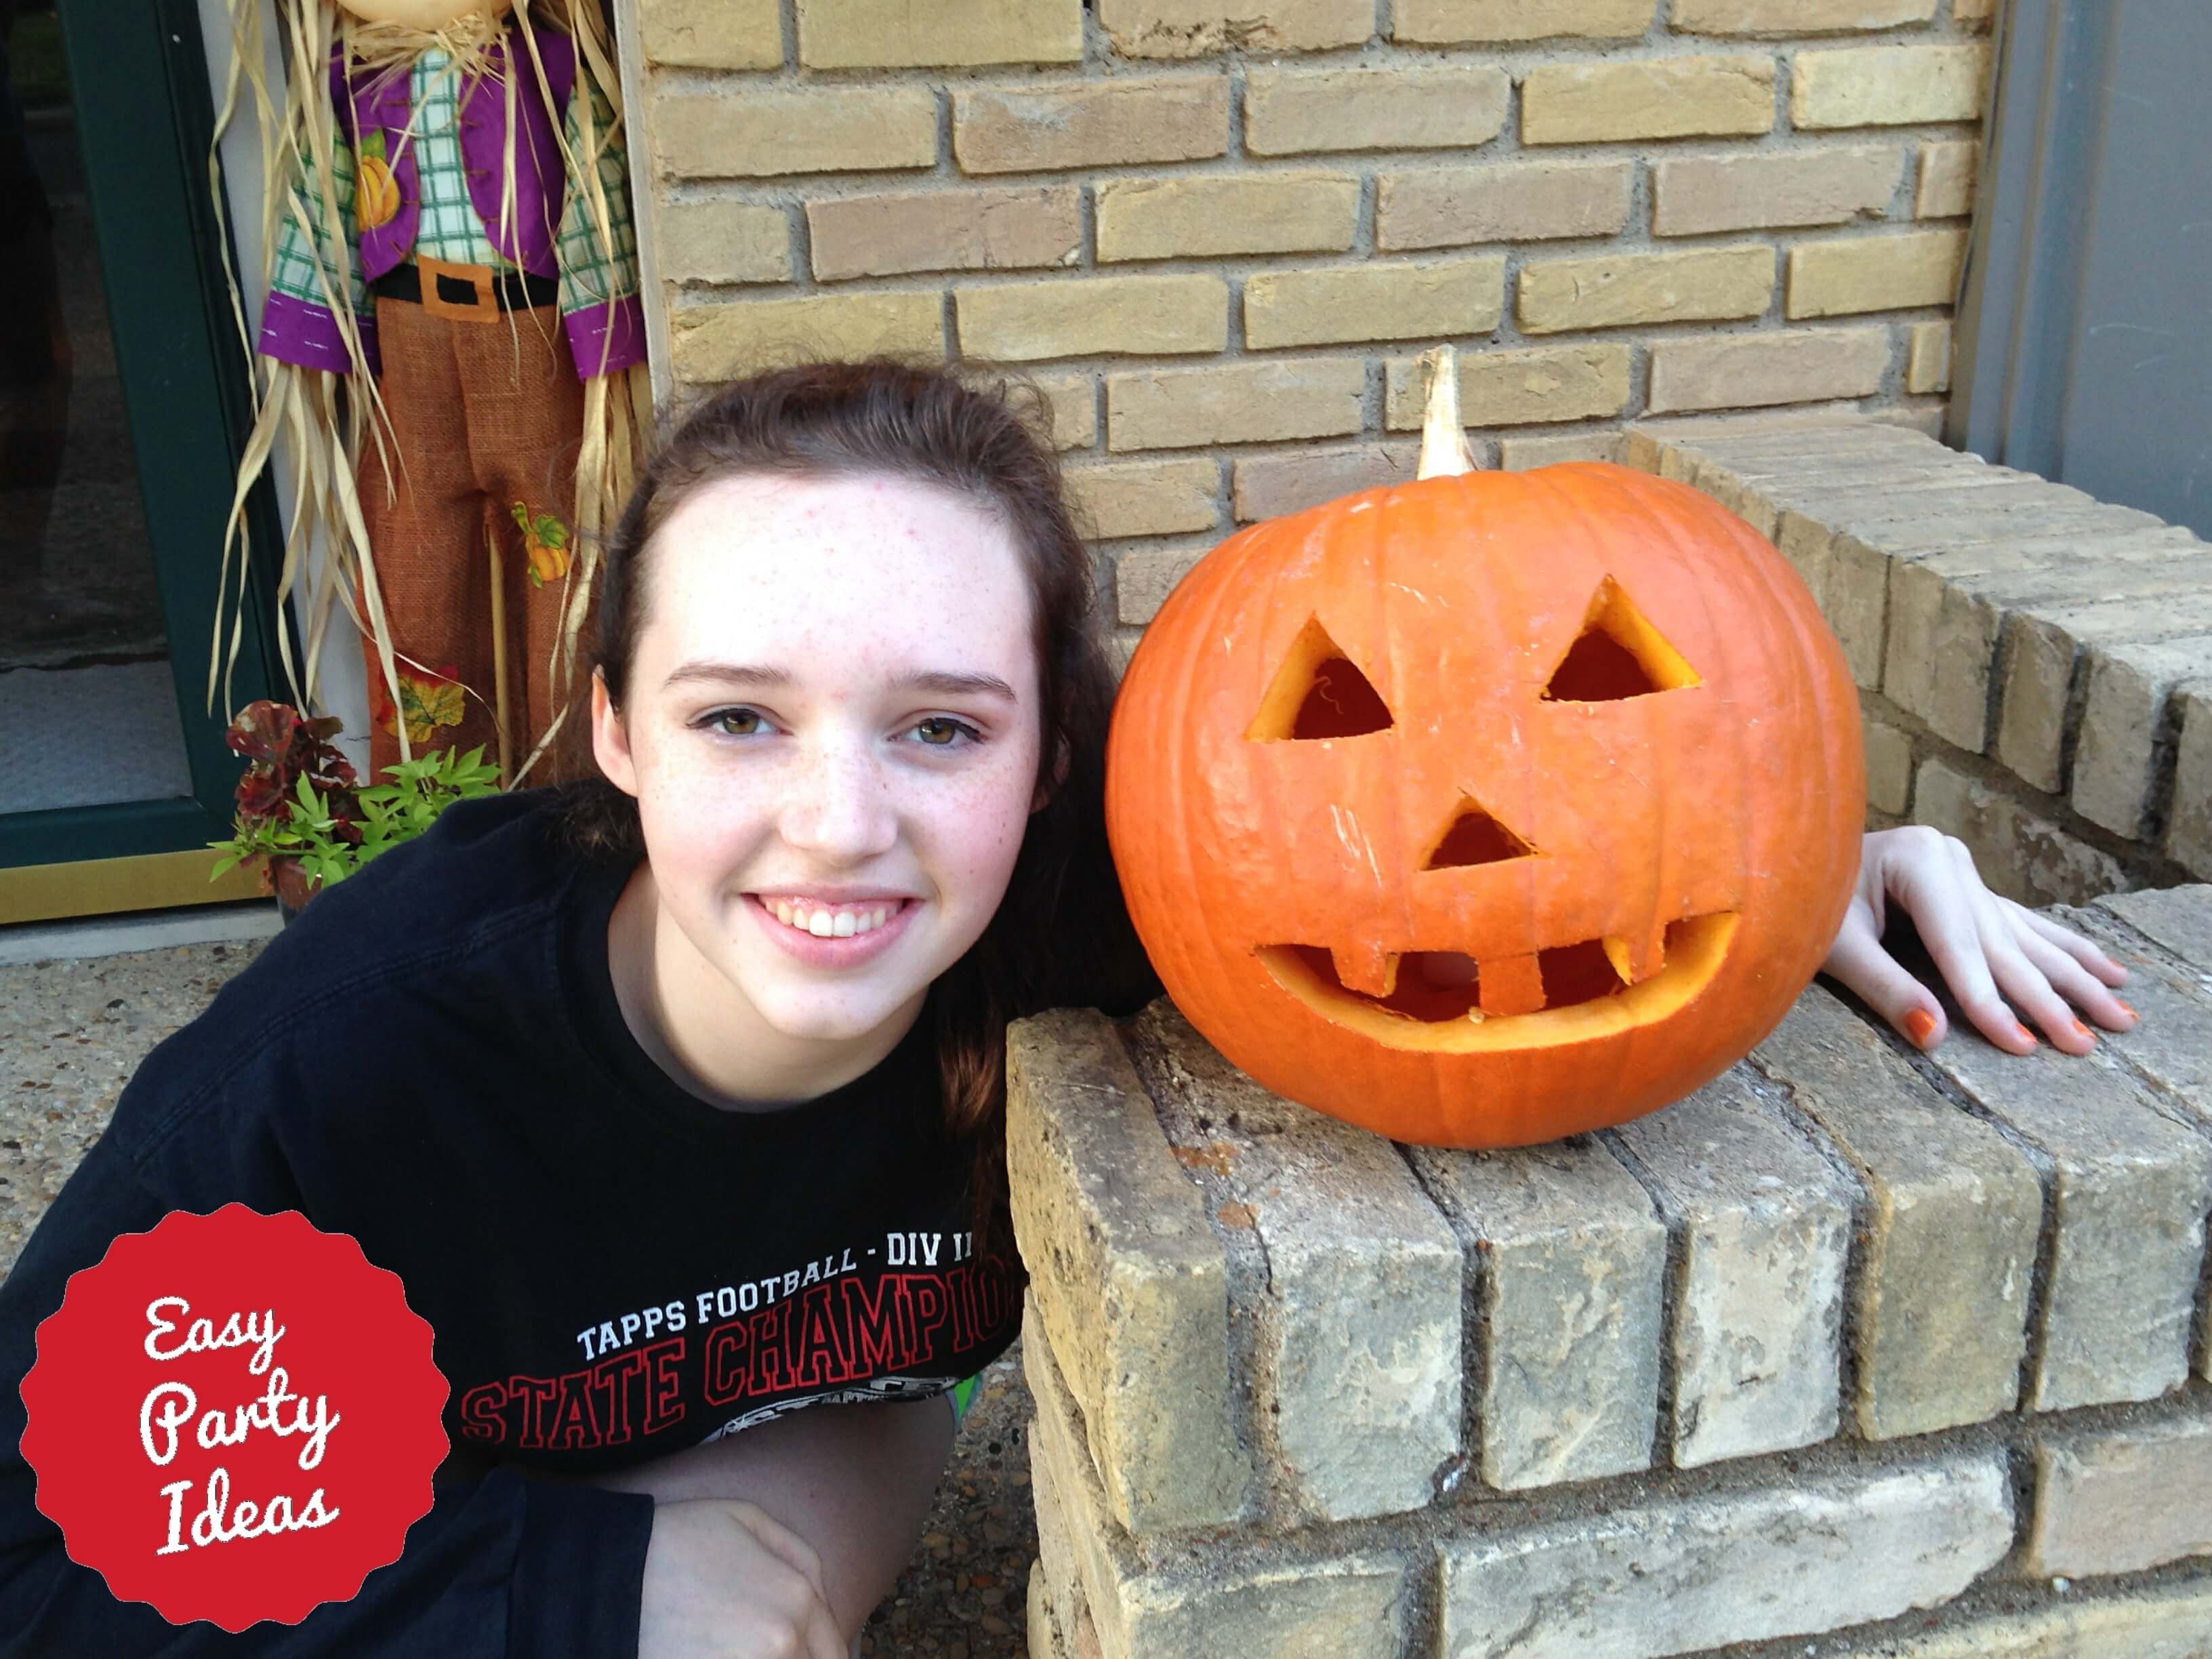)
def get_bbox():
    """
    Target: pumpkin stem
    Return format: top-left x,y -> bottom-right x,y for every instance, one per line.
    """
1416,344 -> 1476,480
